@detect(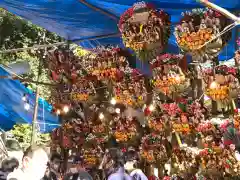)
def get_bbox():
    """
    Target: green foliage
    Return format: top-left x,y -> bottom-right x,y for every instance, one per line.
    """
0,8 -> 62,57
0,9 -> 88,100
0,8 -> 62,99
16,51 -> 52,98
8,124 -> 50,149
